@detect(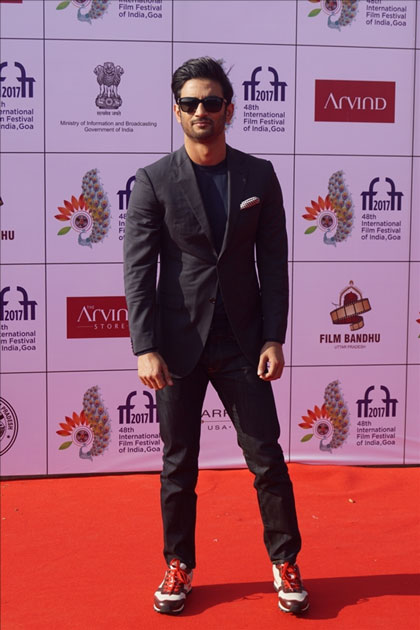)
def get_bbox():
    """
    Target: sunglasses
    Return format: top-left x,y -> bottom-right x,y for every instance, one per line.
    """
177,96 -> 227,114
